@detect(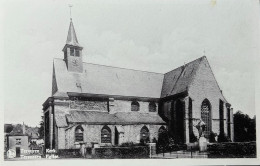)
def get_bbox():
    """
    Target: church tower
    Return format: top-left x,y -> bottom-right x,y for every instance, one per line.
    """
62,19 -> 83,73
